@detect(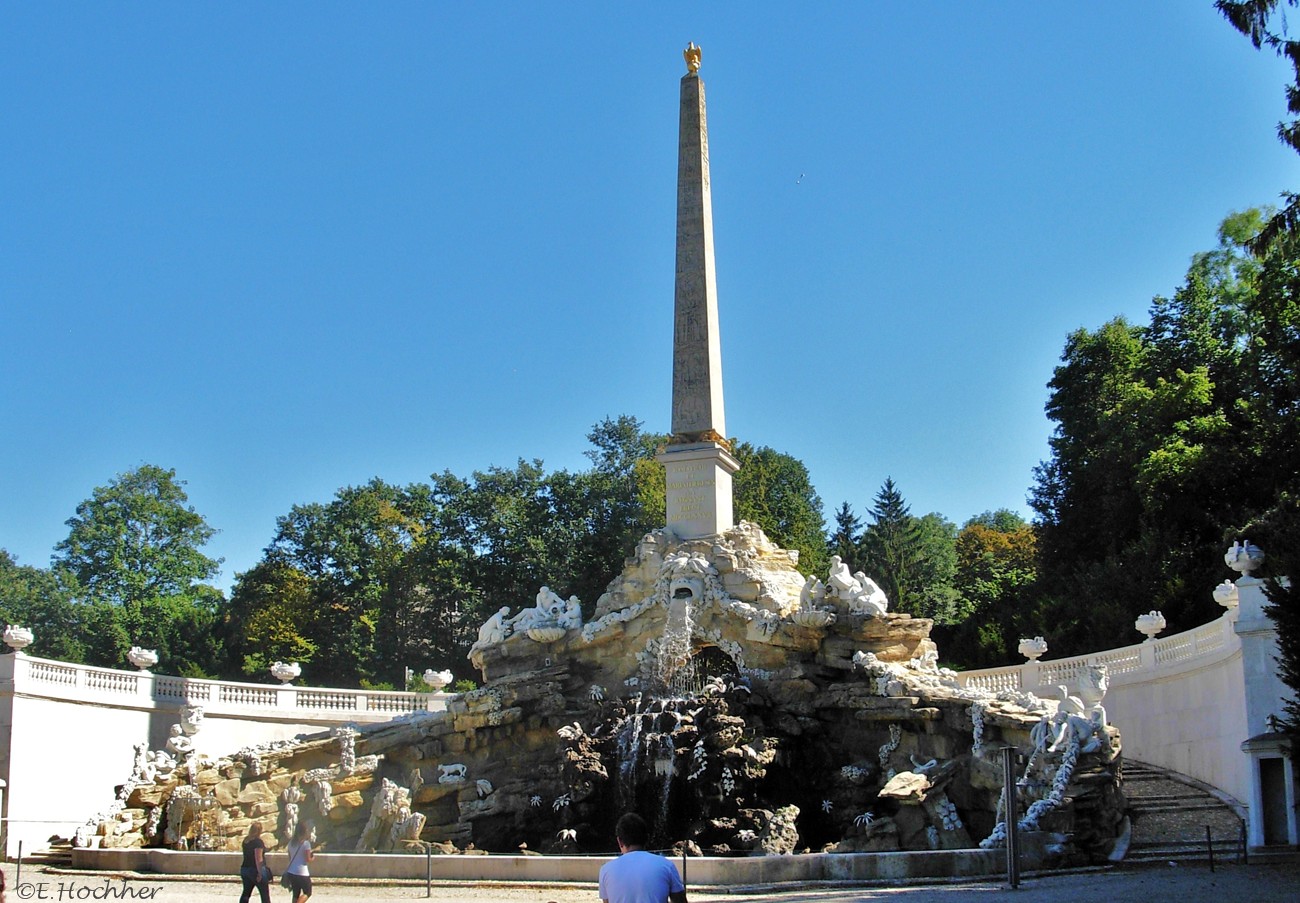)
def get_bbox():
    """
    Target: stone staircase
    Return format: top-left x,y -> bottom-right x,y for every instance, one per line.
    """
1123,760 -> 1247,865
19,839 -> 73,868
